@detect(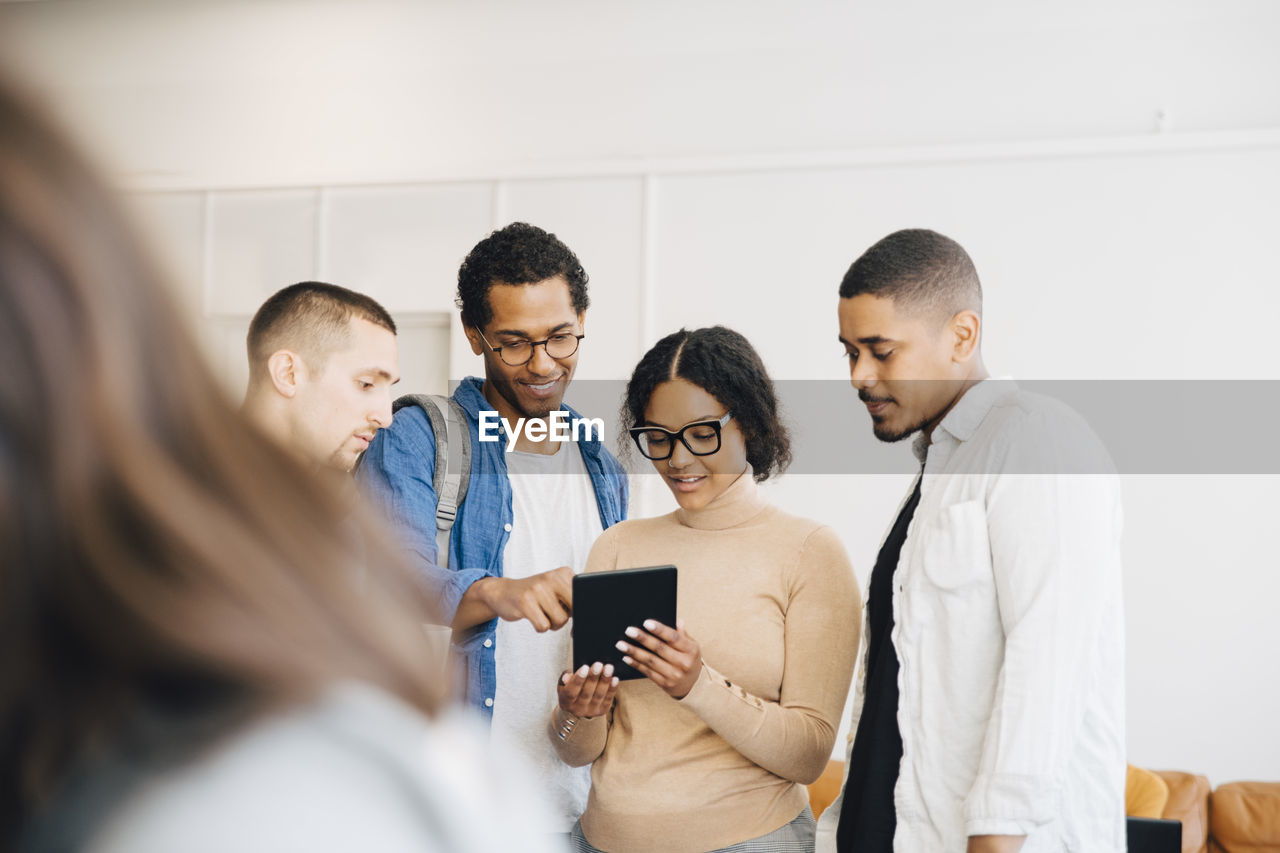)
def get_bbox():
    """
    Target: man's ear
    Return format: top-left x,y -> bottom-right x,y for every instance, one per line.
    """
950,310 -> 981,364
463,320 -> 485,357
267,350 -> 306,398
577,312 -> 586,336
